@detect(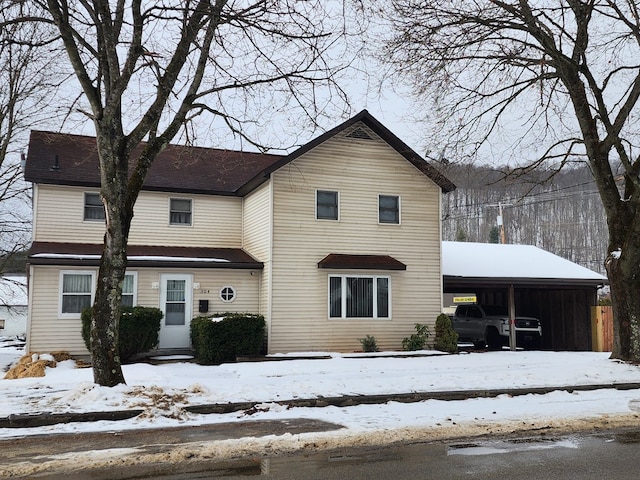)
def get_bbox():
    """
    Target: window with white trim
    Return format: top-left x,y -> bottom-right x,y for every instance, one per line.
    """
329,275 -> 390,319
121,272 -> 138,307
169,198 -> 192,225
379,194 -> 400,224
316,190 -> 339,220
84,192 -> 105,221
220,286 -> 236,303
60,271 -> 95,316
